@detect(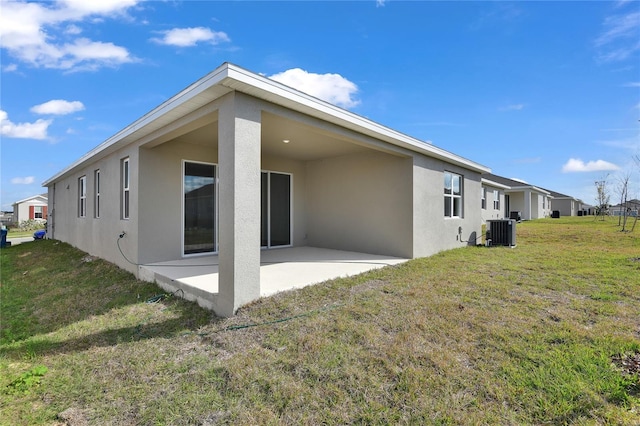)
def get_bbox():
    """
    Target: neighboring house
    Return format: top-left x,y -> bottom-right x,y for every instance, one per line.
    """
610,199 -> 640,217
481,174 -> 552,220
12,194 -> 48,224
546,190 -> 585,217
43,62 -> 490,317
480,176 -> 510,223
